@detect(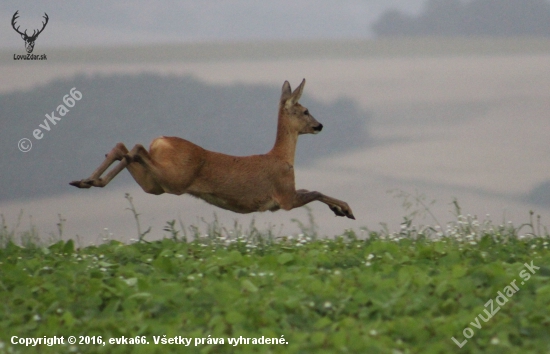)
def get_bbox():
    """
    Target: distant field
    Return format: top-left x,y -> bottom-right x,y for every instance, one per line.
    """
1,36 -> 549,242
4,37 -> 550,64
